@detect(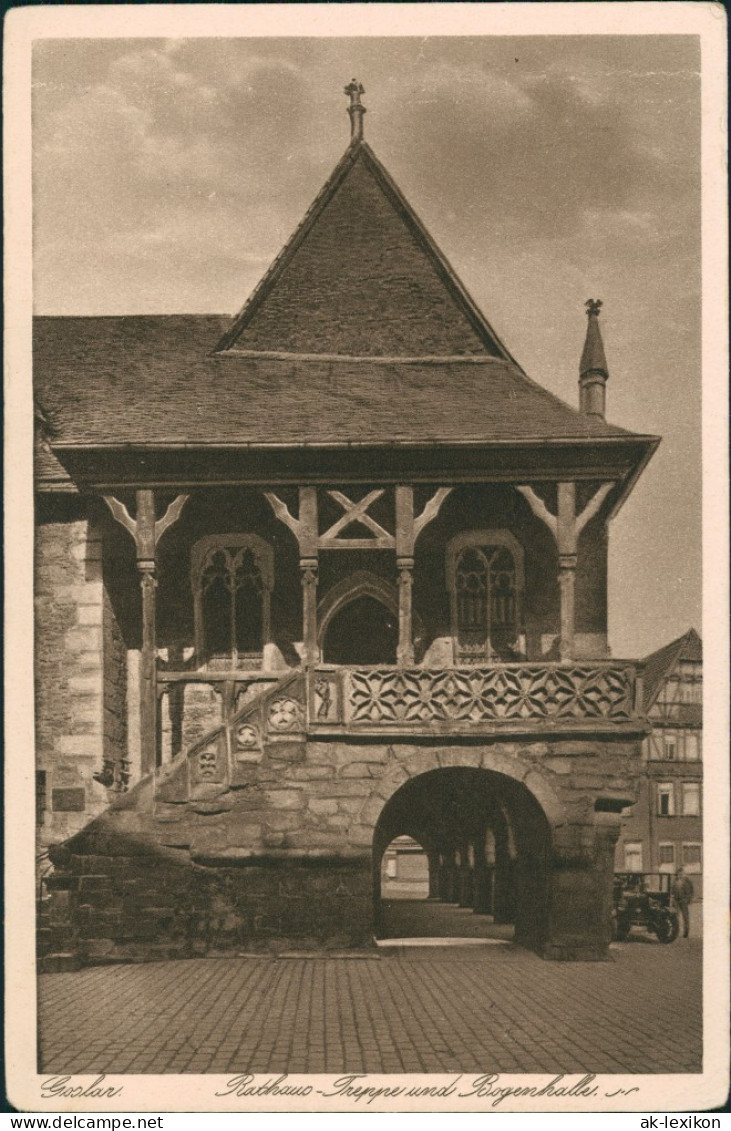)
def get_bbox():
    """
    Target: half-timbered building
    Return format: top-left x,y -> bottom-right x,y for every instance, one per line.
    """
616,628 -> 703,899
36,84 -> 659,965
